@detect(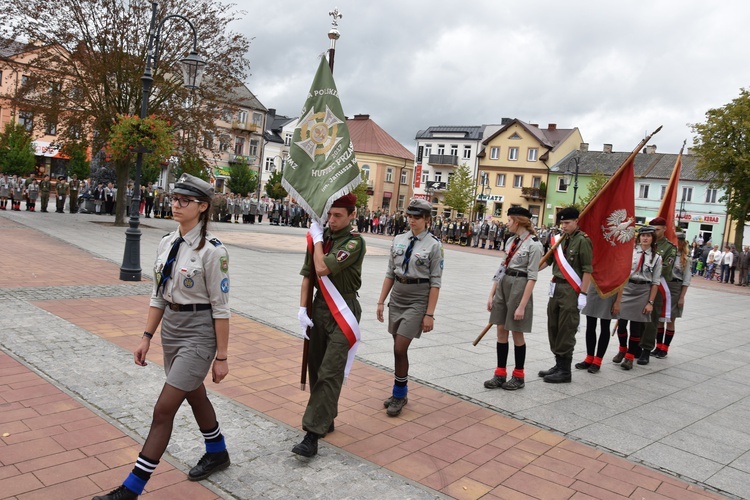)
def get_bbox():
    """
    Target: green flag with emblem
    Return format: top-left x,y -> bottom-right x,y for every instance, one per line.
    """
282,56 -> 361,223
